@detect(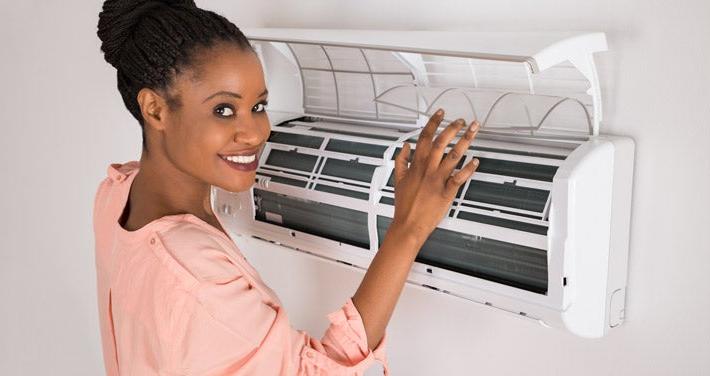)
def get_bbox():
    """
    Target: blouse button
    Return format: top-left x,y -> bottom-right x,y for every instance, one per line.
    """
306,351 -> 314,359
115,175 -> 124,181
150,237 -> 156,245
